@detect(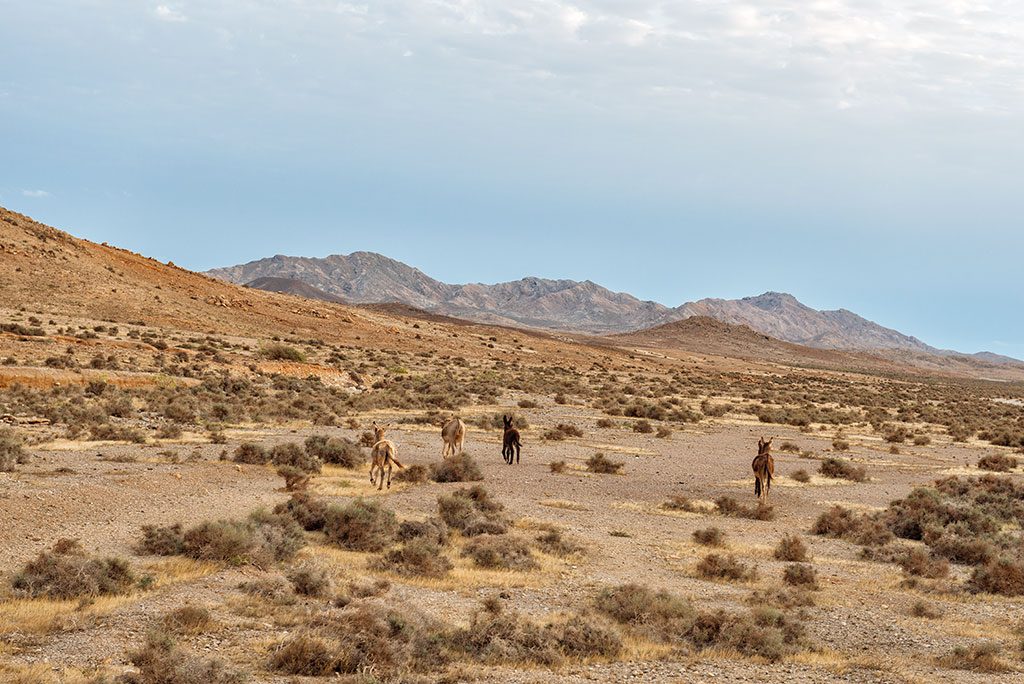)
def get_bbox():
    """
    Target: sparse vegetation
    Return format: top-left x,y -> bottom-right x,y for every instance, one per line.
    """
819,457 -> 867,482
323,499 -> 397,552
586,452 -> 623,474
696,553 -> 758,582
462,535 -> 538,571
774,534 -> 810,562
12,539 -> 135,599
978,453 -> 1018,472
373,538 -> 454,578
716,496 -> 775,521
430,453 -> 483,482
692,527 -> 726,547
437,486 -> 511,536
783,563 -> 818,589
